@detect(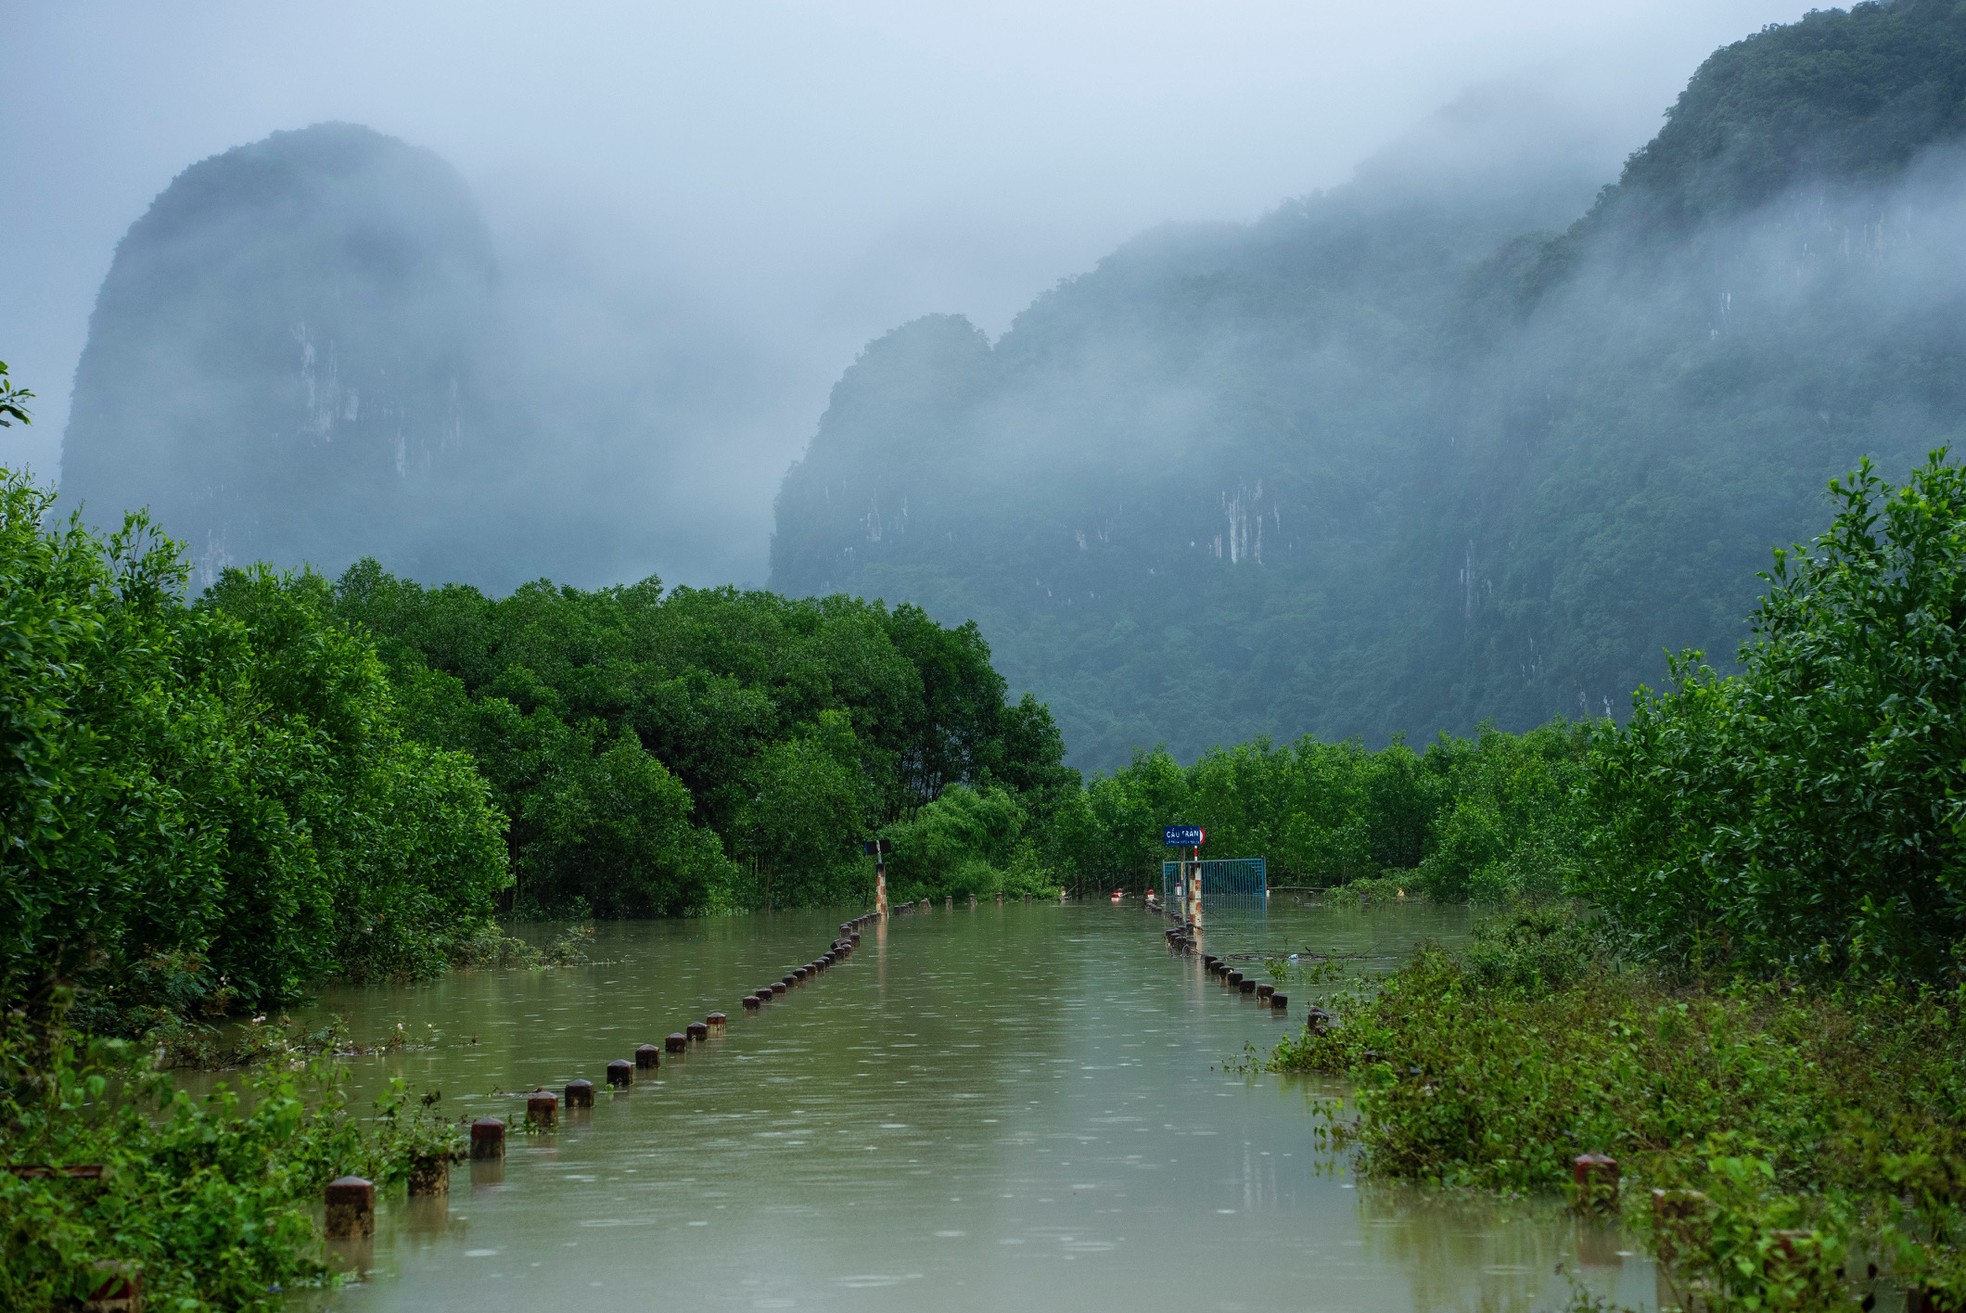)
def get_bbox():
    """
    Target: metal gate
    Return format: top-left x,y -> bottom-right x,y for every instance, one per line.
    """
1161,857 -> 1268,913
